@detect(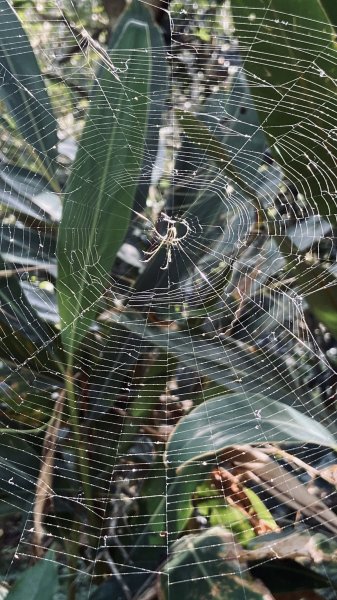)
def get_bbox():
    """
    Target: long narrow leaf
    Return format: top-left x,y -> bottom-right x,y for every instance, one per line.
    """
0,0 -> 57,173
57,1 -> 157,355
